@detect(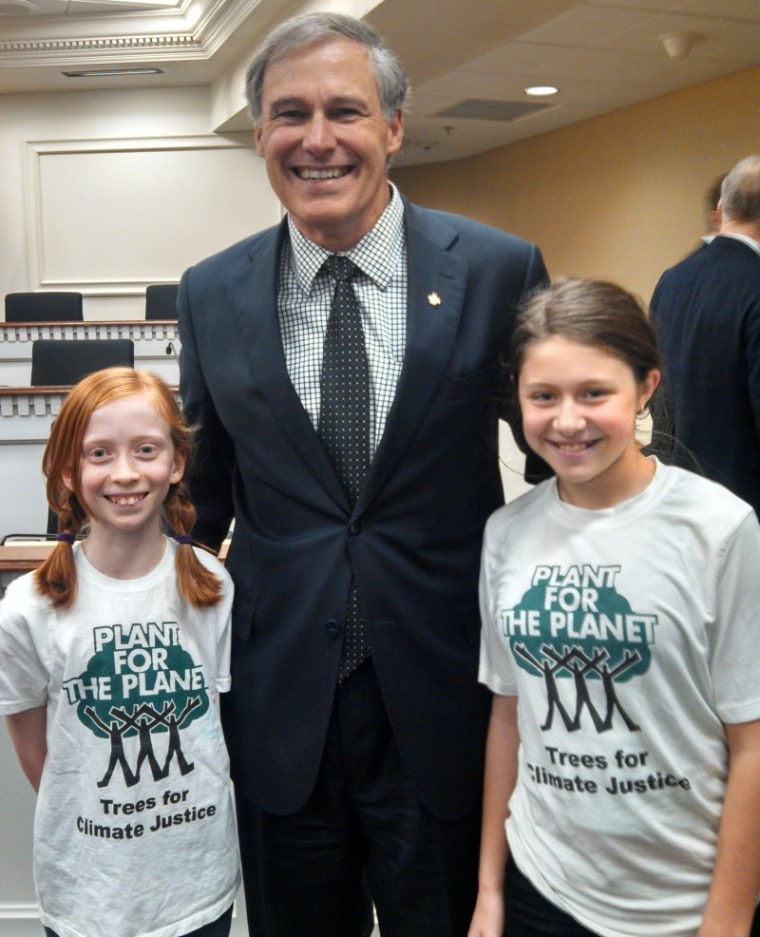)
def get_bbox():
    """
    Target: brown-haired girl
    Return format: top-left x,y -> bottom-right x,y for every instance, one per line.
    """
471,279 -> 760,937
0,367 -> 239,937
